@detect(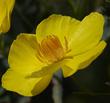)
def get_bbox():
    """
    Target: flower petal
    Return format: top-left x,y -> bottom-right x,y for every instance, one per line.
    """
0,0 -> 7,32
1,13 -> 10,33
69,12 -> 104,55
0,0 -> 15,33
36,14 -> 80,45
8,34 -> 46,75
5,0 -> 15,14
62,41 -> 106,78
2,69 -> 52,96
1,0 -> 15,32
29,59 -> 66,78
